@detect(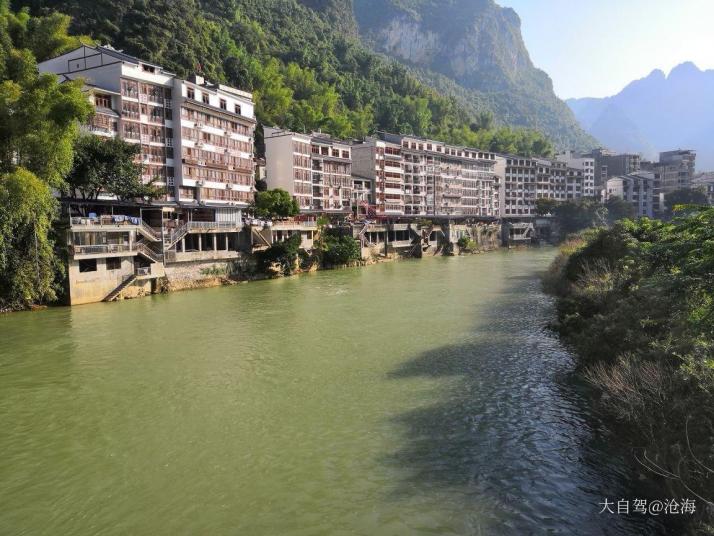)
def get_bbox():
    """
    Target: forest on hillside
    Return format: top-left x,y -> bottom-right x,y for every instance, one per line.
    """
13,0 -> 554,156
